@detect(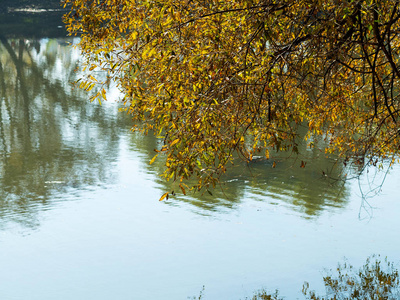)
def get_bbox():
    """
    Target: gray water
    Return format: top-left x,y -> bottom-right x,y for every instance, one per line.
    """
0,23 -> 400,300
